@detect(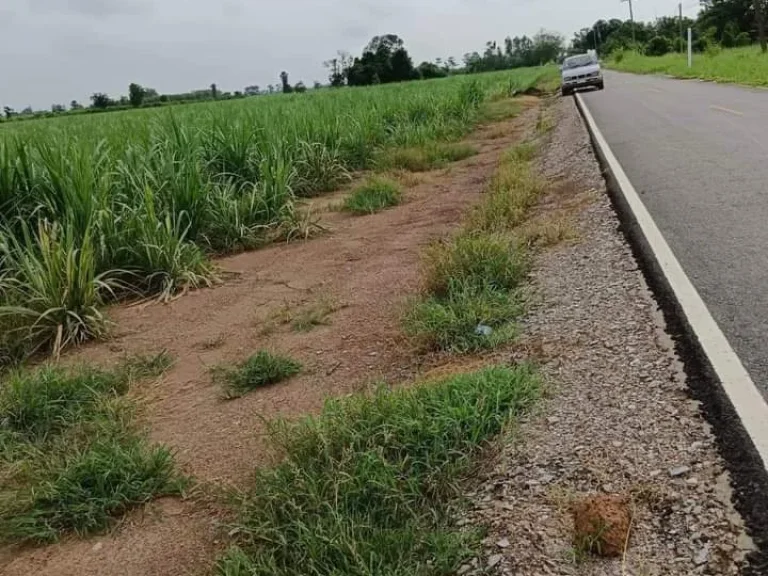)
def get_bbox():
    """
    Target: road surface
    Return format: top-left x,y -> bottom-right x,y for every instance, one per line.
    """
580,70 -> 768,397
